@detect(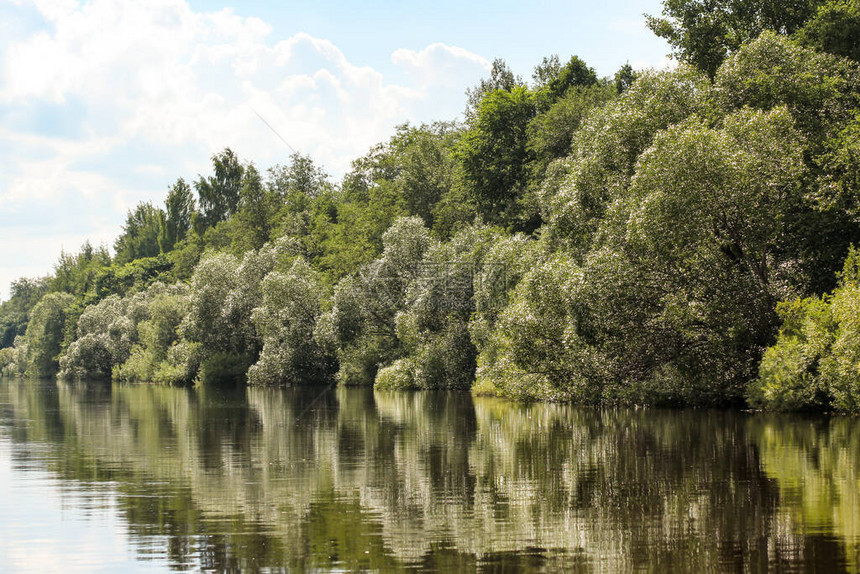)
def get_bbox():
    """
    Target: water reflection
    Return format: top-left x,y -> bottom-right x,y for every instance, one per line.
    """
0,378 -> 858,572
